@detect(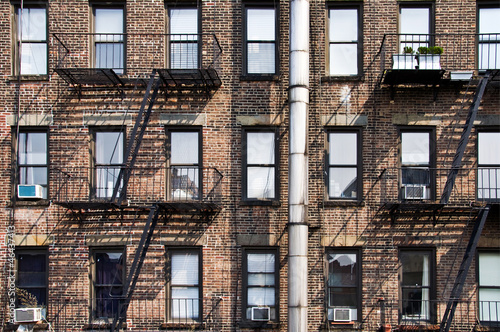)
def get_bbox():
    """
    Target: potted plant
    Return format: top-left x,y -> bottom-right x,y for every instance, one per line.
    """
417,46 -> 443,70
393,46 -> 418,70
